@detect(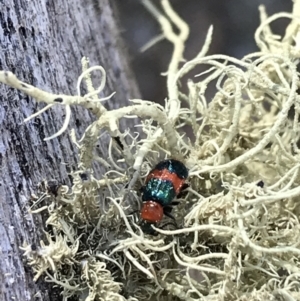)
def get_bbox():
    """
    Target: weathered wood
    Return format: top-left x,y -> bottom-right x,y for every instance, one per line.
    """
0,0 -> 140,300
